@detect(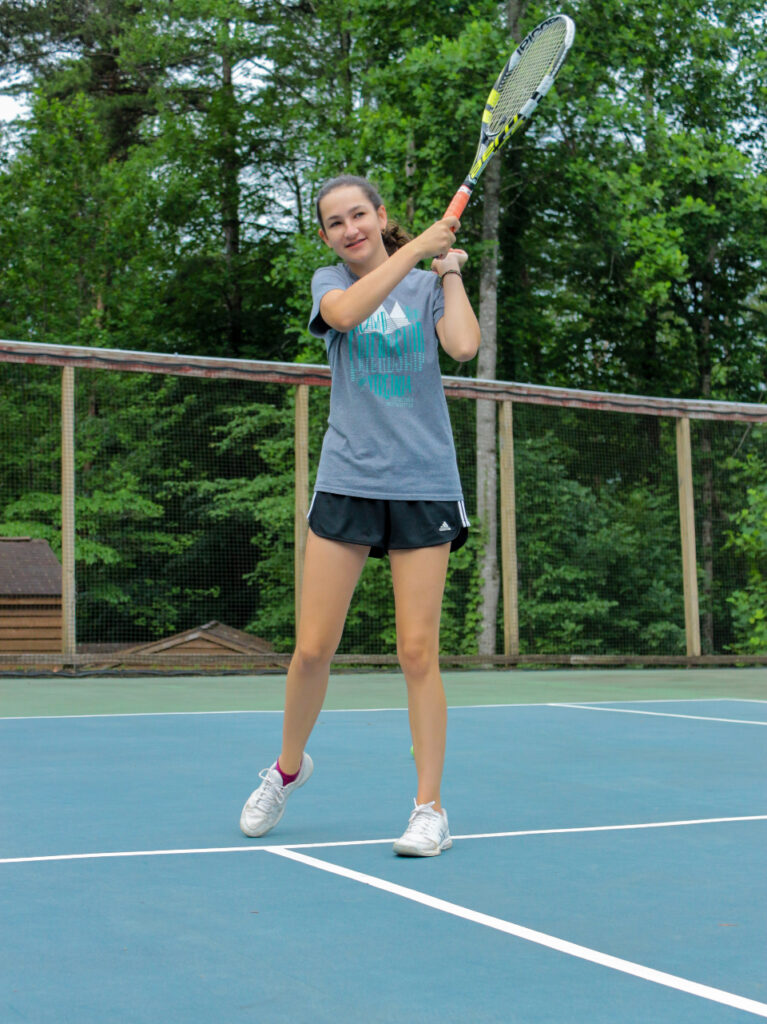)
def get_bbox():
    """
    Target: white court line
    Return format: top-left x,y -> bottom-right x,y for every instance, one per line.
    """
0,703 -> 551,721
565,698 -> 738,705
0,703 -> 576,722
1,698 -> 761,722
550,703 -> 767,725
0,709 -> 285,721
267,846 -> 767,1019
2,814 -> 765,865
449,814 -> 767,842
